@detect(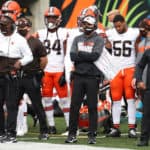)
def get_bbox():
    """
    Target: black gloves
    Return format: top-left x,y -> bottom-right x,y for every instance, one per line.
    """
58,71 -> 66,87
